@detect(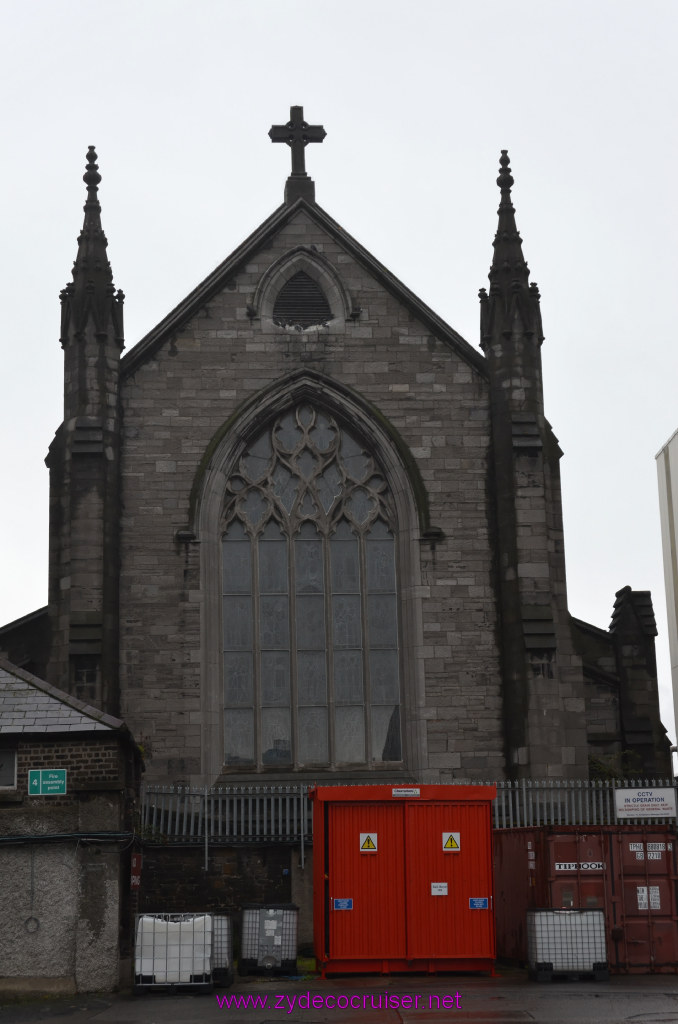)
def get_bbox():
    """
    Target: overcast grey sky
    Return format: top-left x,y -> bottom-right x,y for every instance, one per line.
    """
1,0 -> 677,741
